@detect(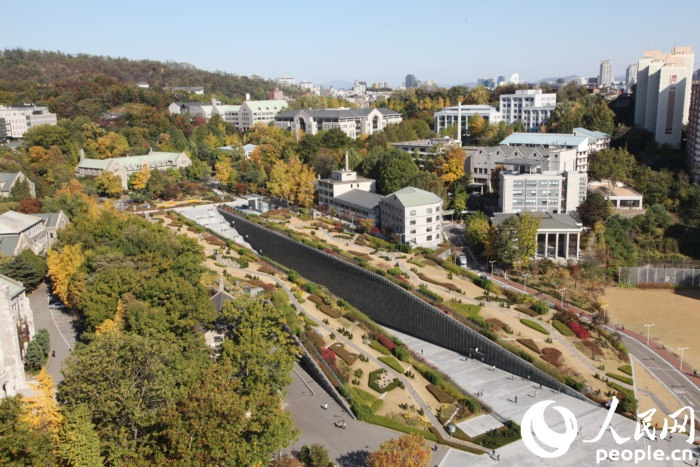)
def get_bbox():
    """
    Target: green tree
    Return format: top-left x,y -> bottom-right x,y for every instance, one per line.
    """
24,338 -> 46,371
10,179 -> 33,202
220,296 -> 299,393
0,249 -> 47,291
489,213 -> 540,267
57,333 -> 208,463
409,171 -> 447,203
465,212 -> 490,253
56,404 -> 103,467
0,396 -> 56,465
163,359 -> 298,466
300,444 -> 331,467
589,147 -> 637,184
576,192 -> 612,227
23,124 -> 71,152
374,149 -> 419,194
